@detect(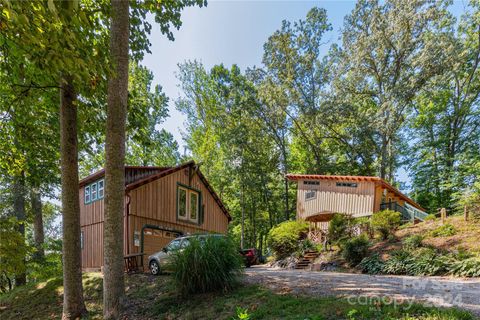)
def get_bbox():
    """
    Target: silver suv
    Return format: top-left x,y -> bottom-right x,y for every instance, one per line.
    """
148,233 -> 224,275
